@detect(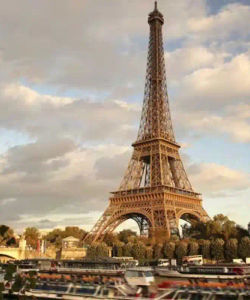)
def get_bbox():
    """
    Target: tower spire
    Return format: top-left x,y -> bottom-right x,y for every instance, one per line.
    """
137,0 -> 173,142
154,1 -> 157,10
